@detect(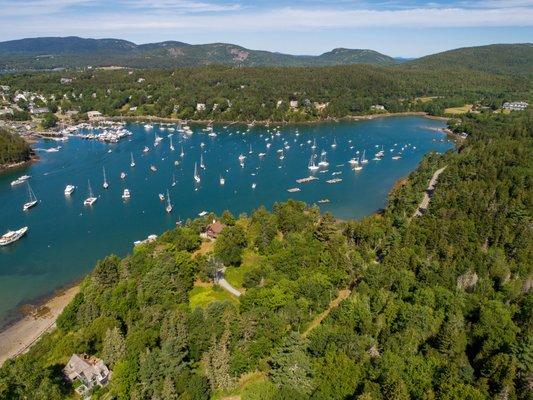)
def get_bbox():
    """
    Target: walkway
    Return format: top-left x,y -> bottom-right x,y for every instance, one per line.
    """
413,167 -> 447,217
302,289 -> 351,337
